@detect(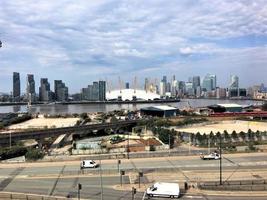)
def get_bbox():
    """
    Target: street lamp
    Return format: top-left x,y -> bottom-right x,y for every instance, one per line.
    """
219,135 -> 222,185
